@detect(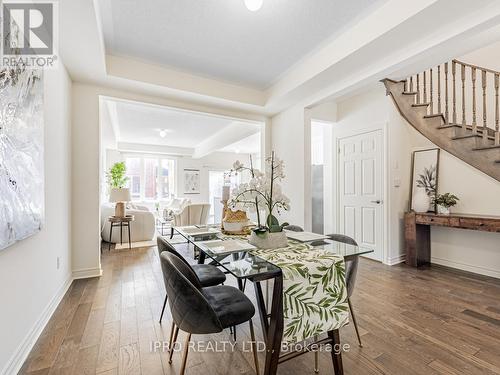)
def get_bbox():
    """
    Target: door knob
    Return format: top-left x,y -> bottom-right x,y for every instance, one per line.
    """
371,200 -> 382,204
